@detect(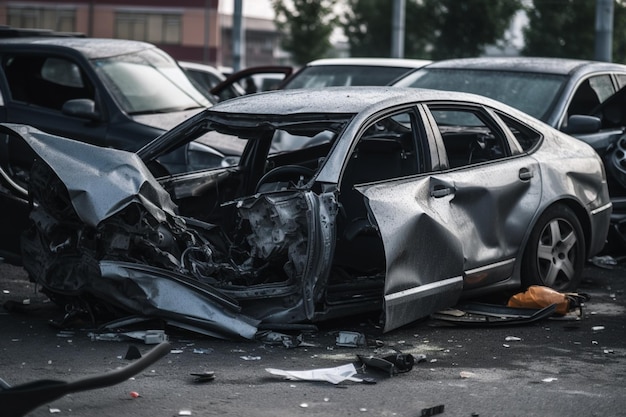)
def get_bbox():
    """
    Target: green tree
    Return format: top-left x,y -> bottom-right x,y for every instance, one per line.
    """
522,0 -> 596,58
341,0 -> 430,58
523,0 -> 626,63
272,0 -> 336,65
421,0 -> 523,59
341,0 -> 522,59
